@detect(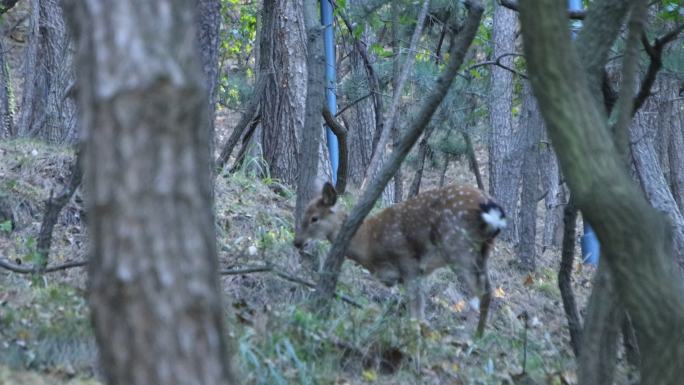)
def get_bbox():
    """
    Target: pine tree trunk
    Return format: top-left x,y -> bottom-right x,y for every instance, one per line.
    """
488,2 -> 521,243
630,86 -> 684,266
517,83 -> 542,271
0,37 -> 13,138
259,0 -> 307,186
65,1 -> 234,384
